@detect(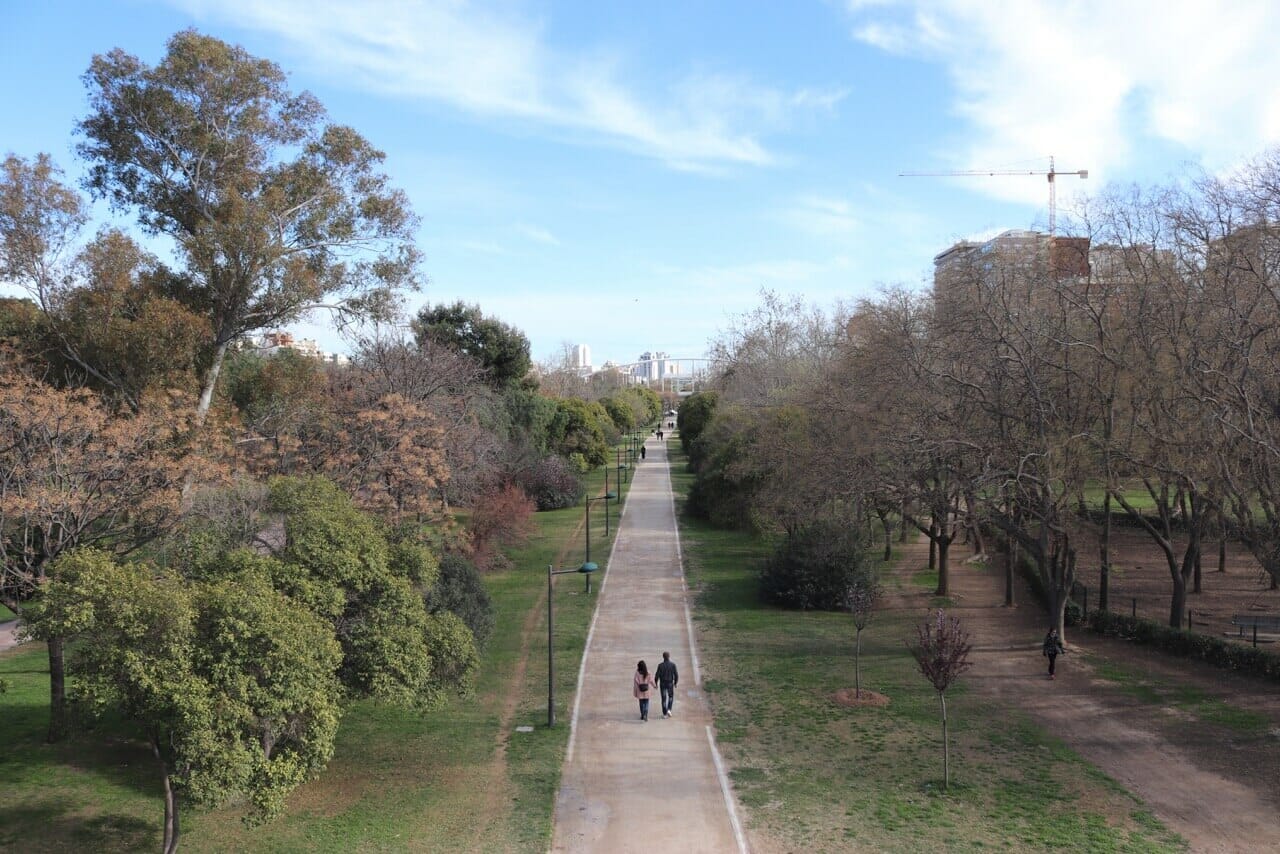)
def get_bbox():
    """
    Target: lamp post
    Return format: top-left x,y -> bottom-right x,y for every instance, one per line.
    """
547,561 -> 598,727
584,489 -> 617,568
